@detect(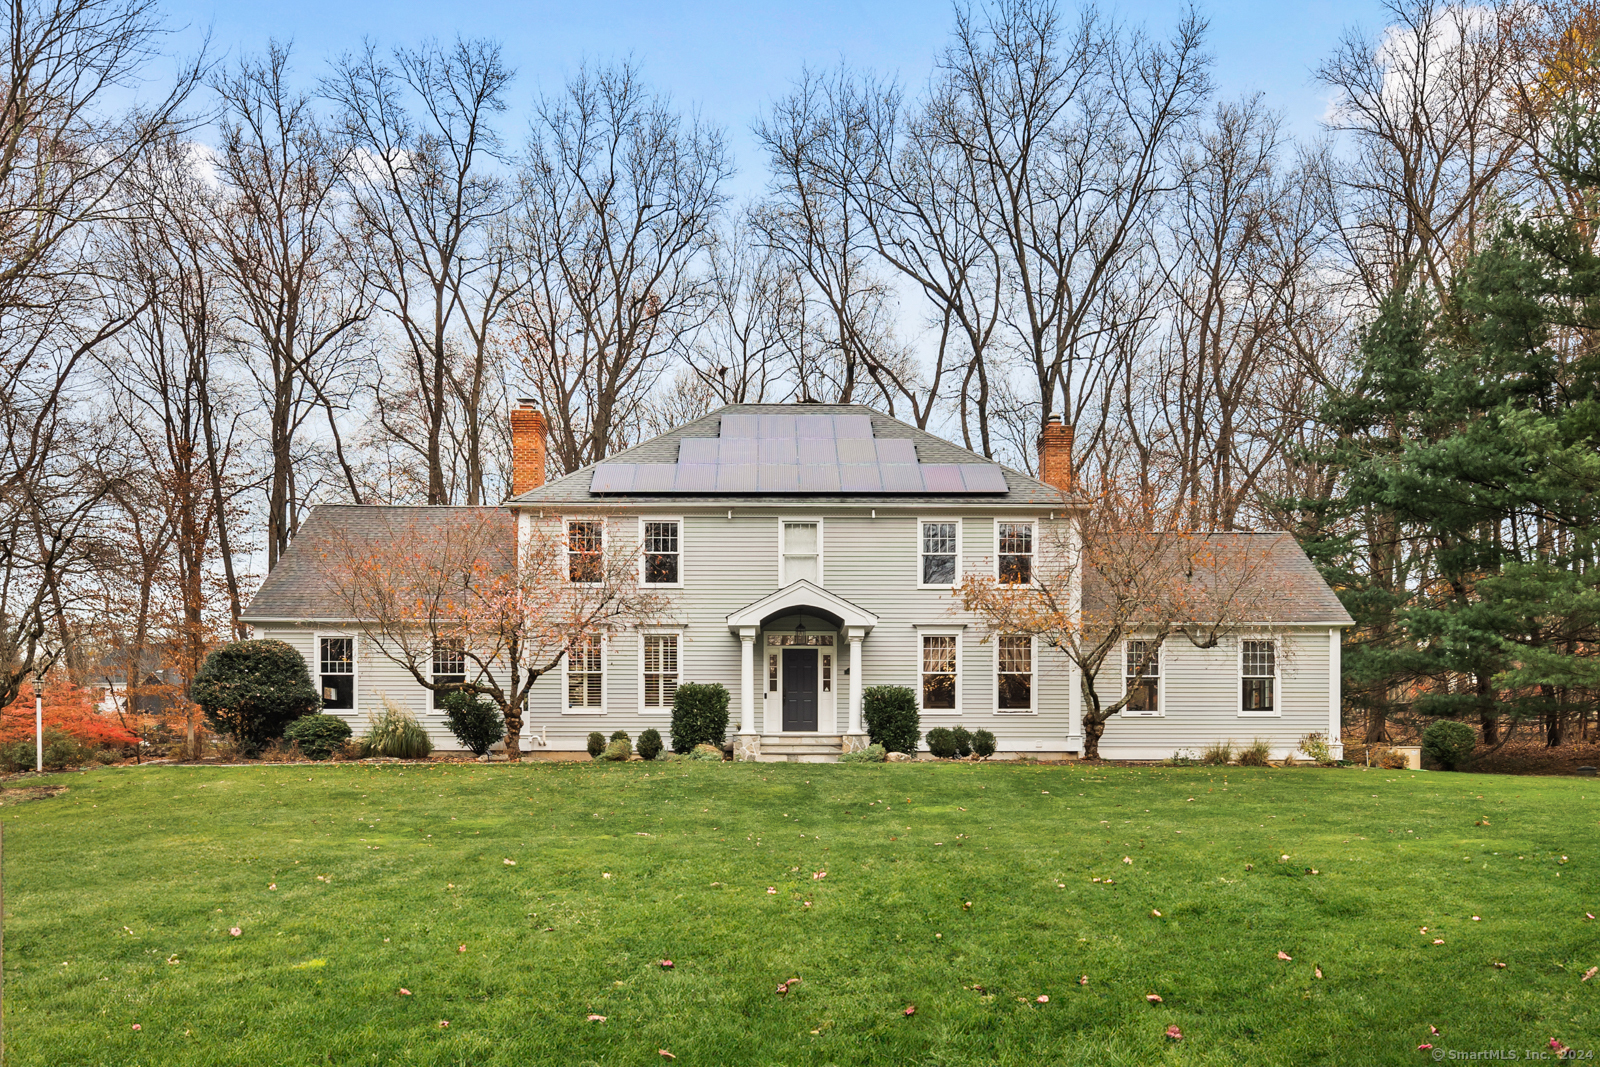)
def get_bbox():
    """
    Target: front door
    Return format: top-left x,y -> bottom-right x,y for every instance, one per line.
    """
782,648 -> 818,731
